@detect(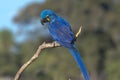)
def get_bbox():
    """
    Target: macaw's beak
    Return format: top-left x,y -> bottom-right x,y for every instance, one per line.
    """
41,18 -> 50,25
